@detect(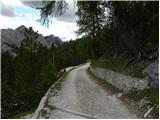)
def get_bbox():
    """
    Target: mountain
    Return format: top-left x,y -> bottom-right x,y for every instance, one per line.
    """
1,25 -> 63,53
44,34 -> 63,46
